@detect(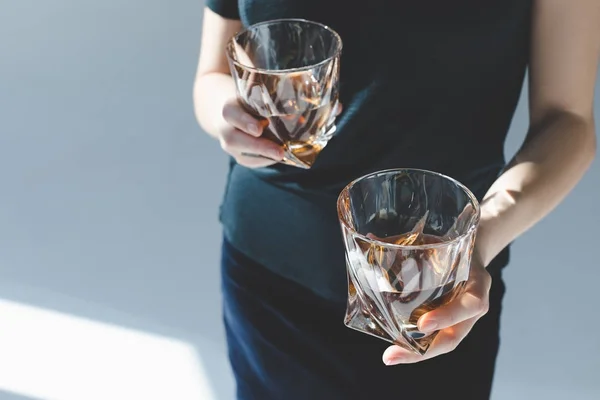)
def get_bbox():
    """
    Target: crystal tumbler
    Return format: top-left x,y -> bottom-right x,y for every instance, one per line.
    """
337,169 -> 480,355
226,19 -> 342,169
